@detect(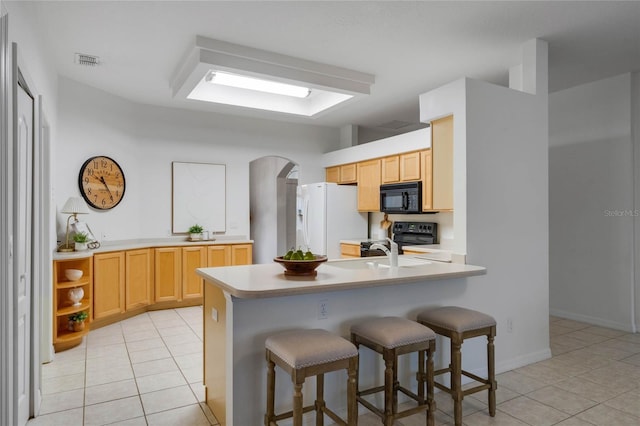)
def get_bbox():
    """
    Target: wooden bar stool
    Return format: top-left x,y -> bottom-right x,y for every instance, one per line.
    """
416,306 -> 497,426
350,317 -> 436,426
264,329 -> 359,426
